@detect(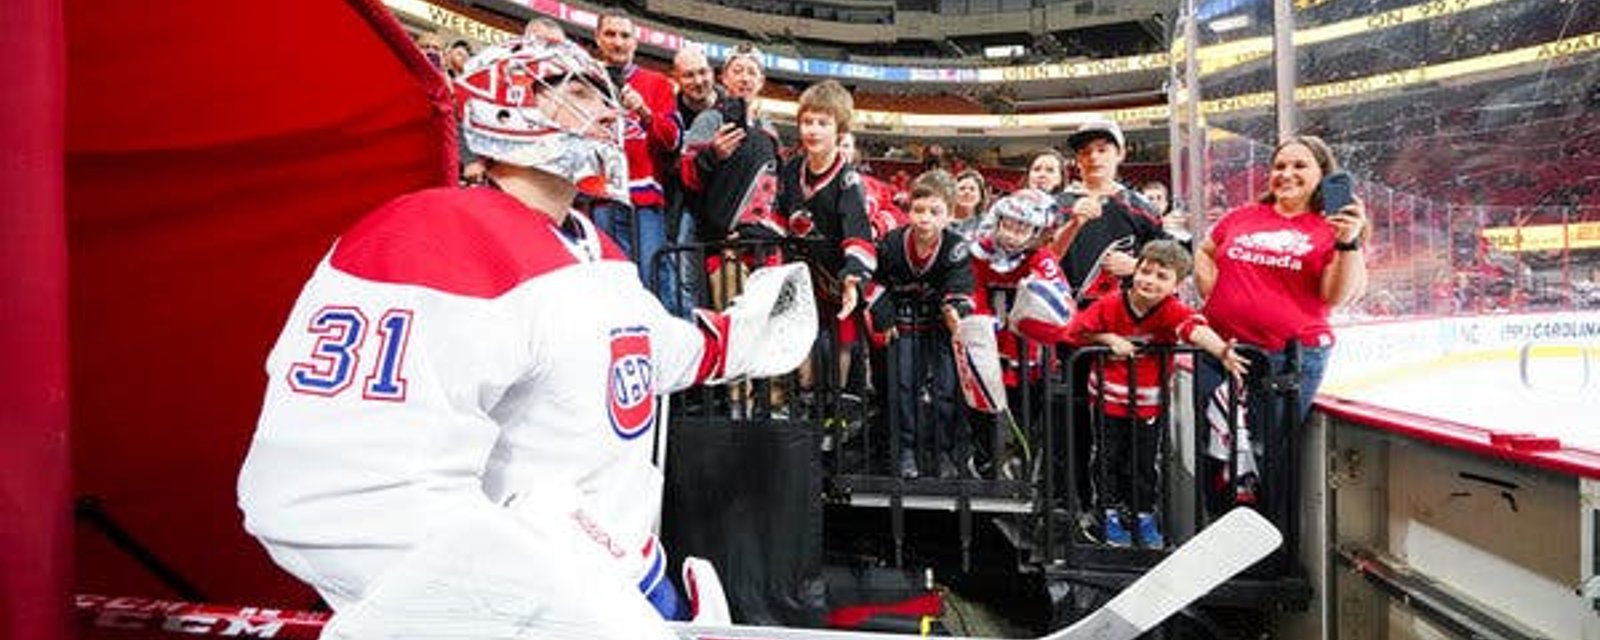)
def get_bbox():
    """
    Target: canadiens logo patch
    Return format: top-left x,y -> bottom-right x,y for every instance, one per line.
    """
623,116 -> 648,141
607,326 -> 655,439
